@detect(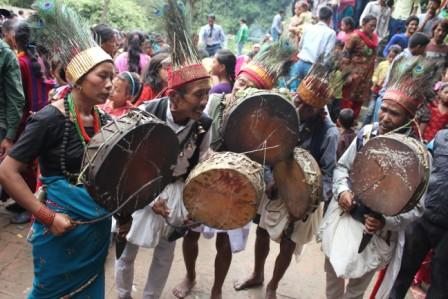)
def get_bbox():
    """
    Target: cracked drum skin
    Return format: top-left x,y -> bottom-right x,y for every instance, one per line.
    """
183,152 -> 265,229
222,90 -> 299,165
350,133 -> 430,216
81,109 -> 179,217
